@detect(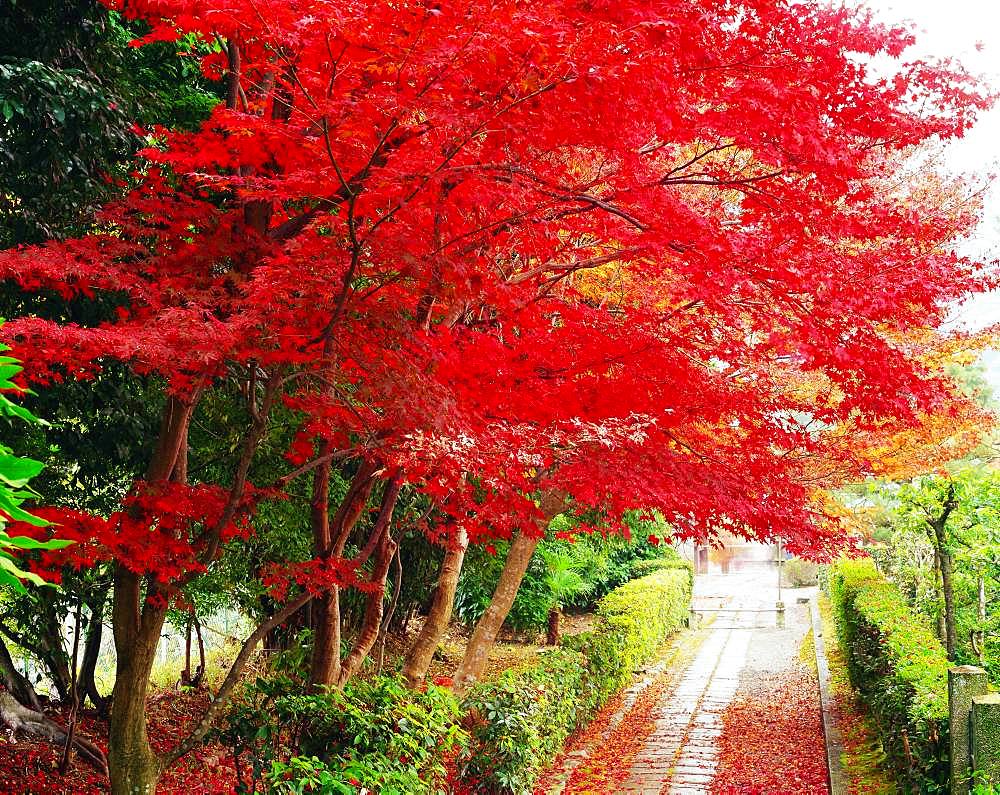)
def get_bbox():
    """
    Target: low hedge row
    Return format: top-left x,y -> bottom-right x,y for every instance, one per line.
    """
569,564 -> 692,711
630,555 -> 695,593
827,558 -> 950,791
460,567 -> 692,793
